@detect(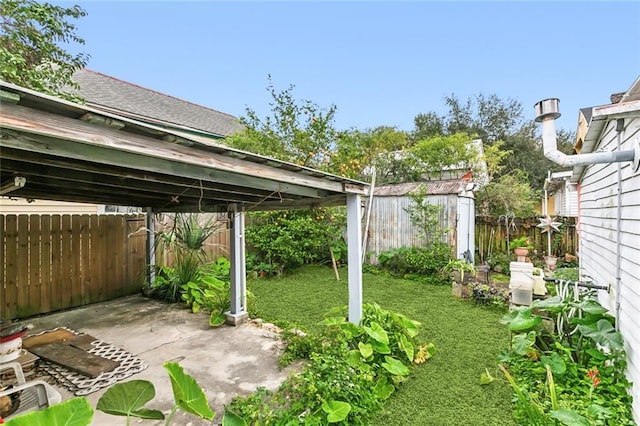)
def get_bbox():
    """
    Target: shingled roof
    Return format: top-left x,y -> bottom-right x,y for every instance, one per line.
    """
72,69 -> 244,138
